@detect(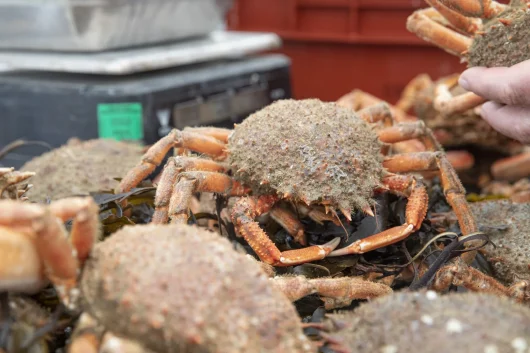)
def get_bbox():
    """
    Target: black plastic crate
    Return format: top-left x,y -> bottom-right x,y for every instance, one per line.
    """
0,54 -> 292,168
